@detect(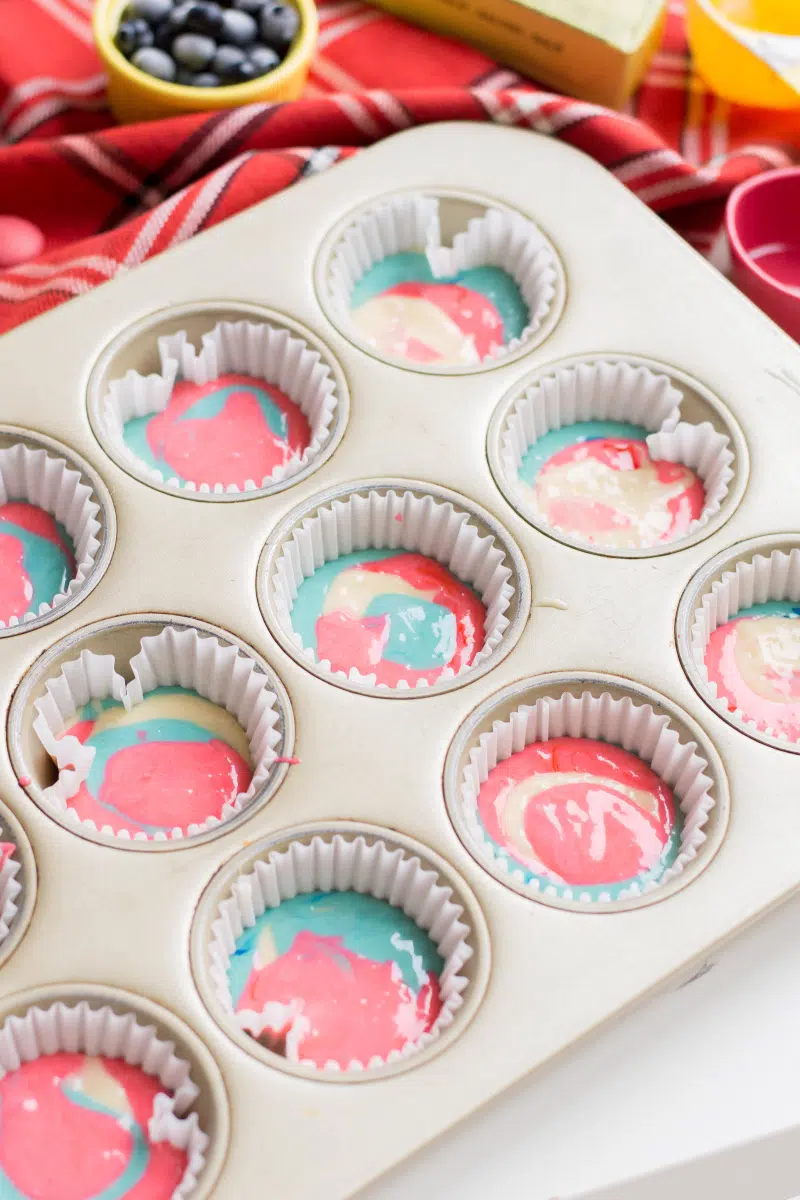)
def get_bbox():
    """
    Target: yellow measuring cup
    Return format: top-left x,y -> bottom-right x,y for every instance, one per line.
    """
687,0 -> 800,108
